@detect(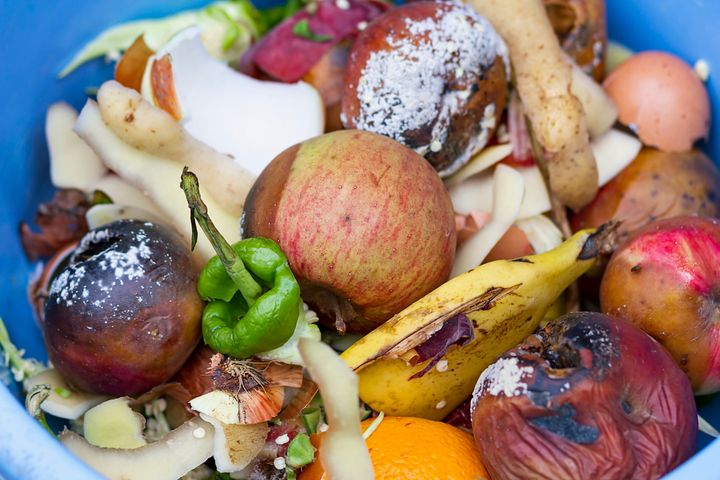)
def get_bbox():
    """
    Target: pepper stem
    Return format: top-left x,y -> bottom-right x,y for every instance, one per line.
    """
180,168 -> 263,306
